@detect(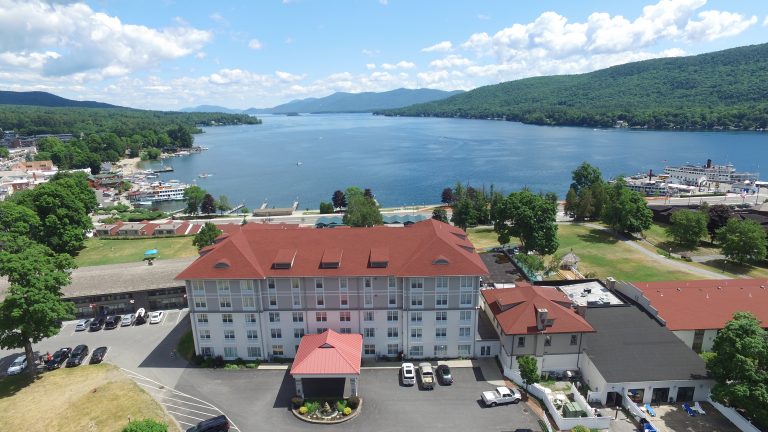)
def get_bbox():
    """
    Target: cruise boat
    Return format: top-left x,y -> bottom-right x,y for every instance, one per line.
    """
664,159 -> 759,185
128,181 -> 189,202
